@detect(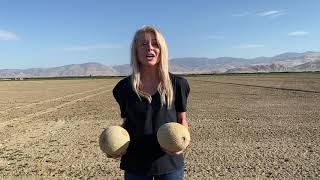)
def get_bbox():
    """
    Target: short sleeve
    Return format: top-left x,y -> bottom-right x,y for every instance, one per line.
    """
175,77 -> 190,112
112,80 -> 127,118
